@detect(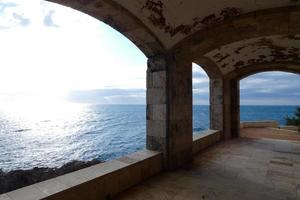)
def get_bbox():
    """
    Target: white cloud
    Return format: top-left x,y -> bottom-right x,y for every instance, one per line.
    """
193,88 -> 208,94
0,0 -> 147,104
240,72 -> 300,105
0,1 -> 299,106
193,78 -> 209,84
